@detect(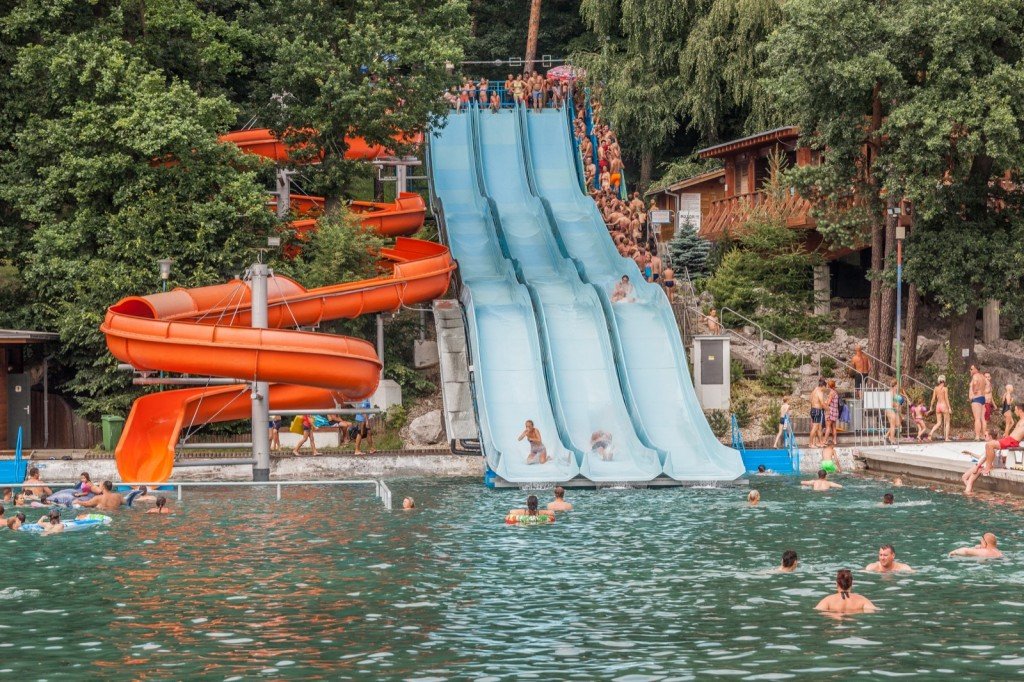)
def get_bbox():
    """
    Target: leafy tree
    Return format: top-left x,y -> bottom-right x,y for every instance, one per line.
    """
666,218 -> 711,277
290,210 -> 385,289
467,0 -> 590,63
